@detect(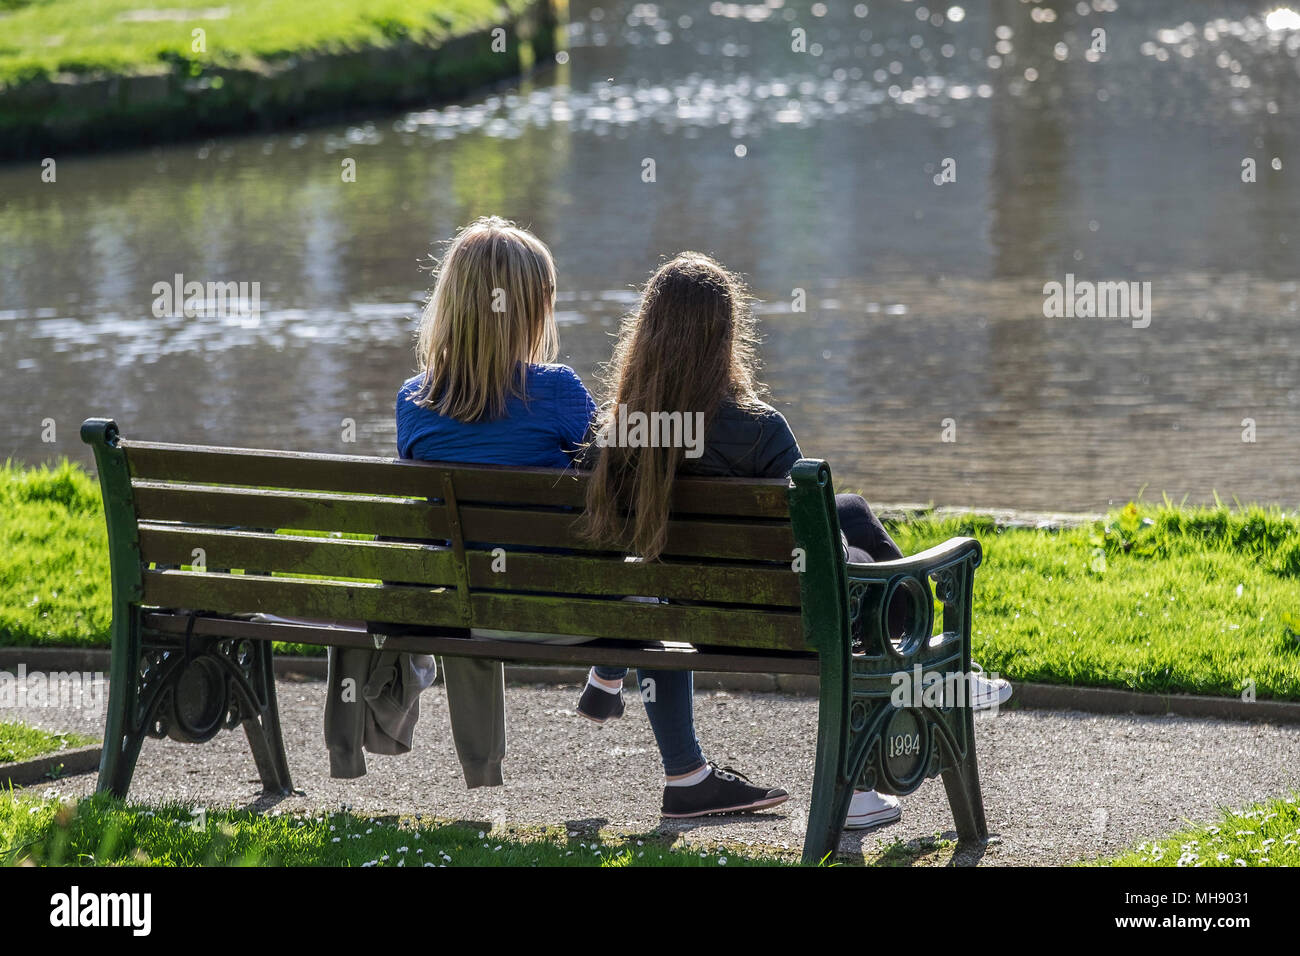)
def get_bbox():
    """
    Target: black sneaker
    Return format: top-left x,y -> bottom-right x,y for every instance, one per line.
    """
577,680 -> 625,723
661,763 -> 789,818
